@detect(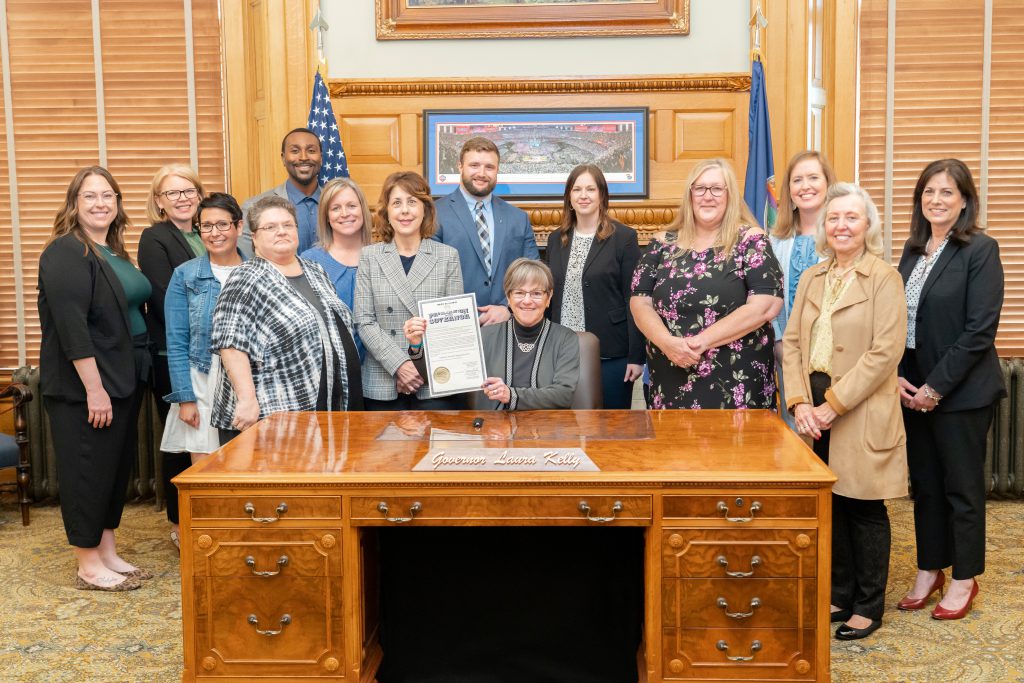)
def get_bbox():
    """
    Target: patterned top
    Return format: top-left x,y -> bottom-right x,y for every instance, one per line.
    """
209,257 -> 356,429
768,233 -> 822,339
905,234 -> 950,349
631,227 -> 782,409
559,232 -> 595,332
808,269 -> 854,375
